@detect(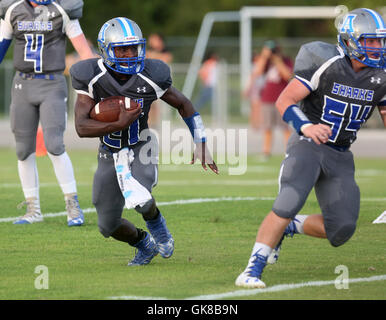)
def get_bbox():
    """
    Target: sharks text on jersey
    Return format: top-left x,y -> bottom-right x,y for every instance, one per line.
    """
331,82 -> 374,102
17,21 -> 53,32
